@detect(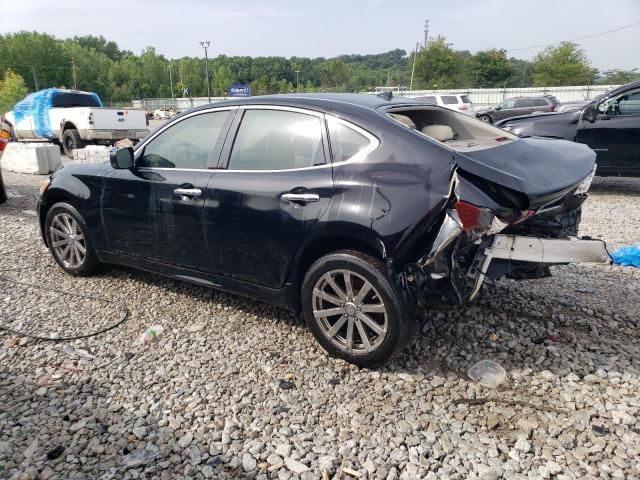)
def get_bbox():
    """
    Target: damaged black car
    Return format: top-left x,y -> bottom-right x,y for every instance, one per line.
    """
36,93 -> 610,366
